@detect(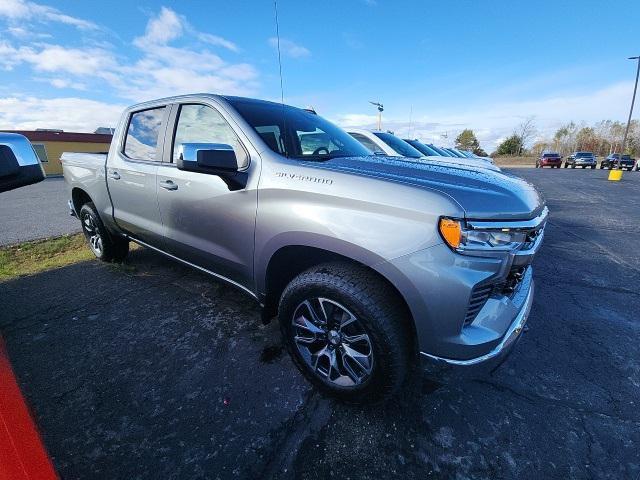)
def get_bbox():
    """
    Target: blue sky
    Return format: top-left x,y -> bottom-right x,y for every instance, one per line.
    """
1,0 -> 639,151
